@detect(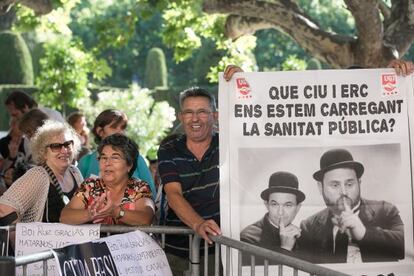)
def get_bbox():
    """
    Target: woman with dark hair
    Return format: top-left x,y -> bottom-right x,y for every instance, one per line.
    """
60,133 -> 154,225
77,109 -> 156,197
